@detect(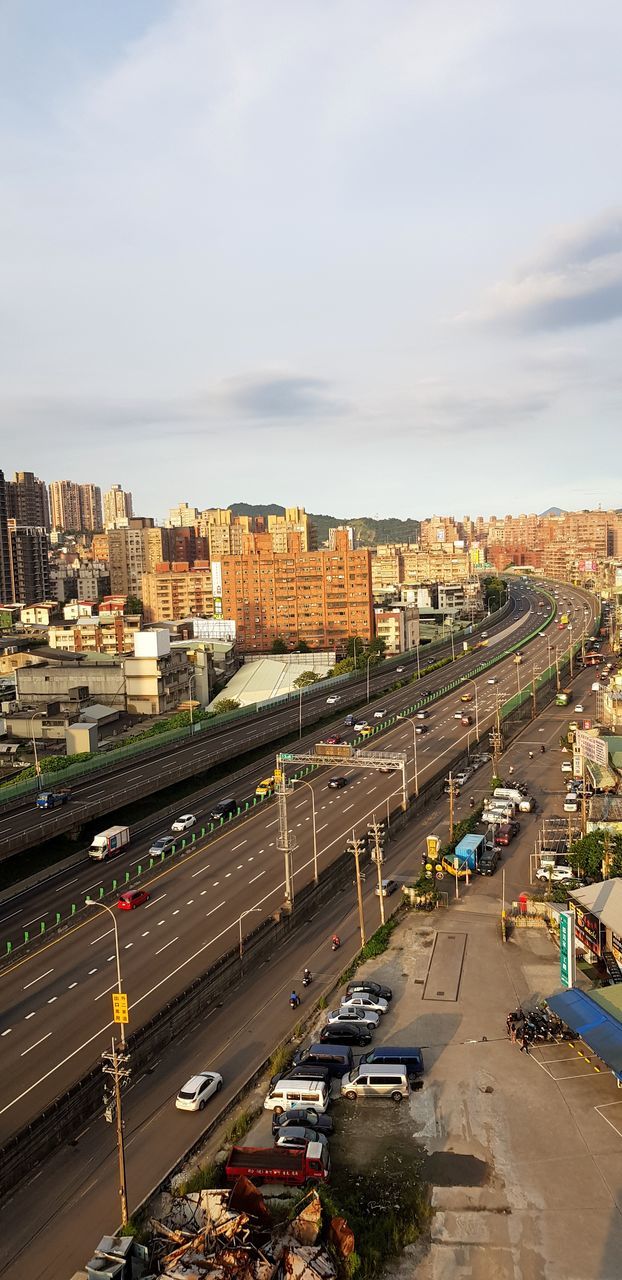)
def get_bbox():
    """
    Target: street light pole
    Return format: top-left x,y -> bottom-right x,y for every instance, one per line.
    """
294,779 -> 319,884
29,716 -> 42,791
416,643 -> 421,680
407,719 -> 419,798
85,898 -> 125,1047
470,680 -> 479,740
366,655 -> 372,704
188,671 -> 195,732
85,898 -> 129,1225
298,686 -> 303,739
238,907 -> 262,960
